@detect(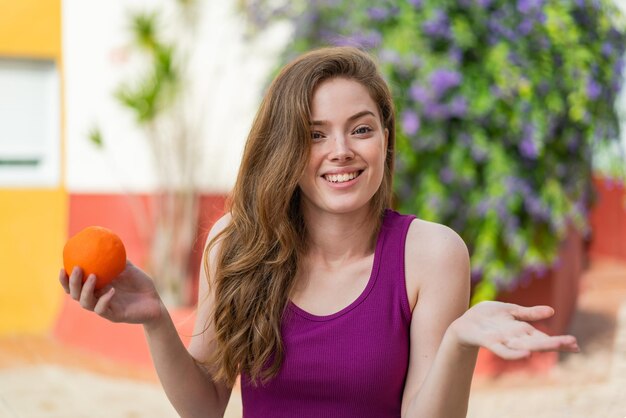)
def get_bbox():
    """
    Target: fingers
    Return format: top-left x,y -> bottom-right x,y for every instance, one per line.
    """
68,266 -> 84,300
67,267 -> 103,313
490,335 -> 579,360
511,305 -> 555,322
94,288 -> 115,317
489,342 -> 530,360
79,275 -> 98,311
501,333 -> 580,355
59,268 -> 70,293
